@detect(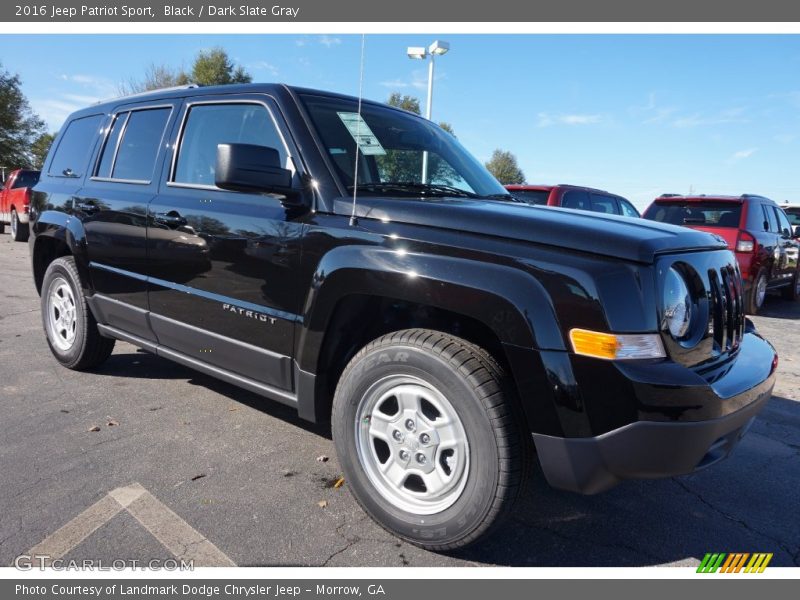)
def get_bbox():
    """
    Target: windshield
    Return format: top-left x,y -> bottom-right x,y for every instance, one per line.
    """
785,207 -> 800,226
300,94 -> 510,199
644,201 -> 742,228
